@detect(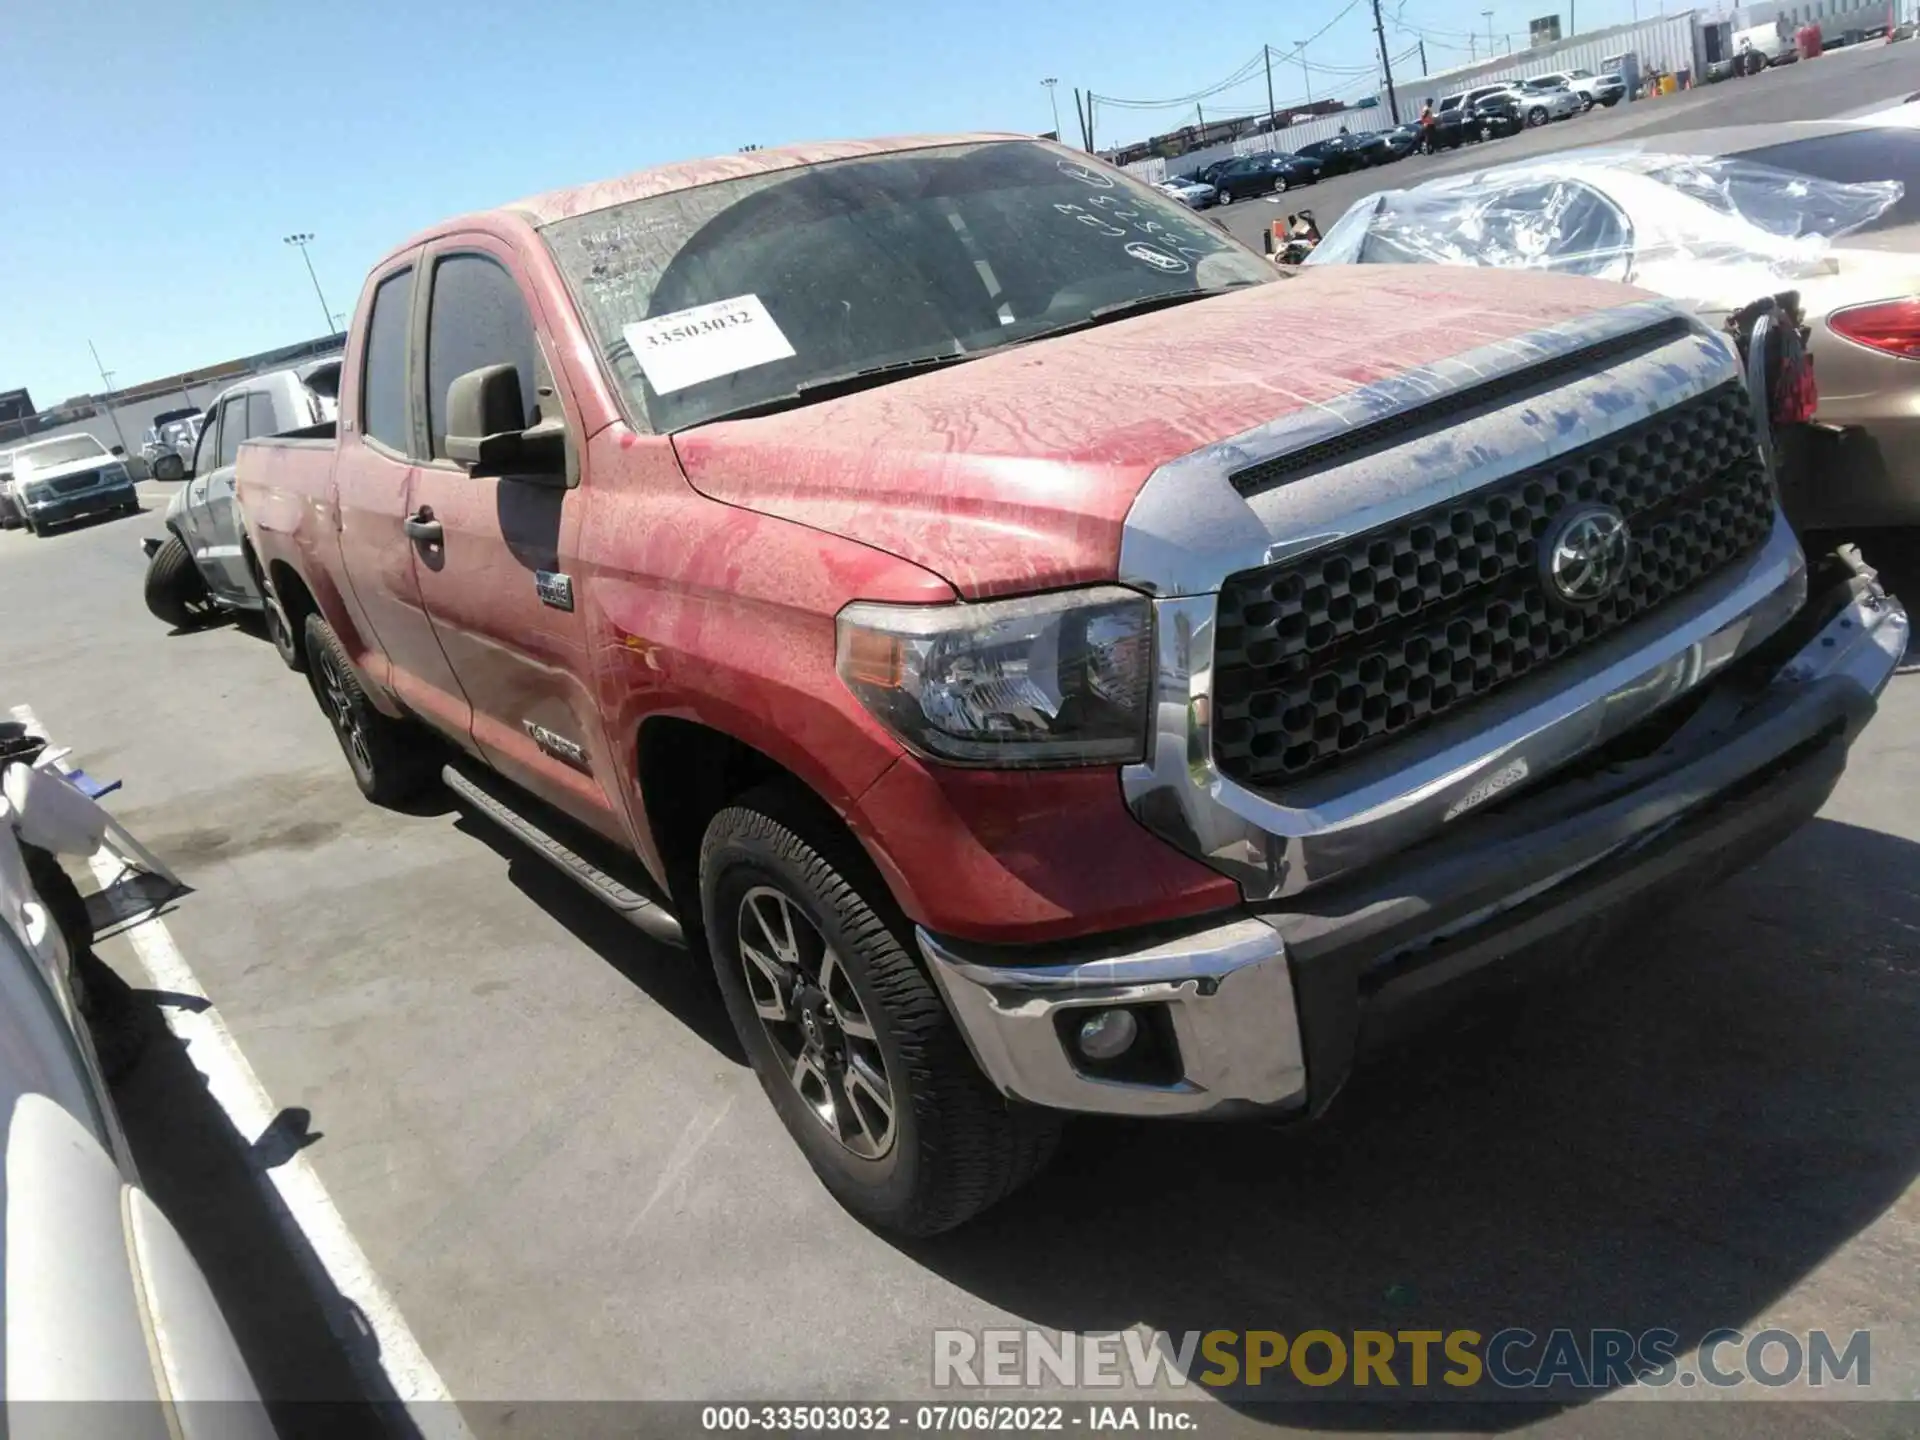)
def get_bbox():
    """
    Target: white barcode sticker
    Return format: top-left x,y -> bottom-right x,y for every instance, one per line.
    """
623,294 -> 796,395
